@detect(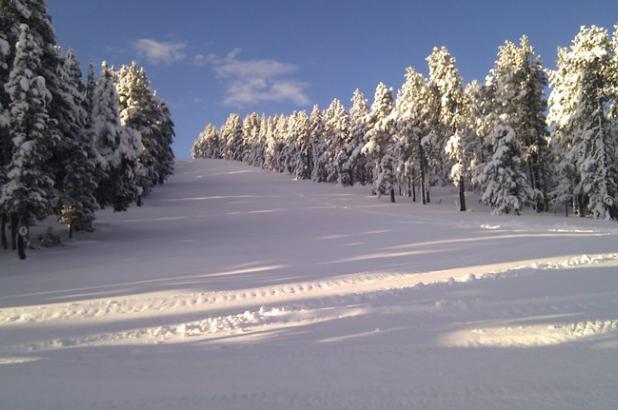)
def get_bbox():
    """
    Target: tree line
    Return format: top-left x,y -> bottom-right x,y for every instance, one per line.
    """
0,0 -> 175,259
193,23 -> 618,221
